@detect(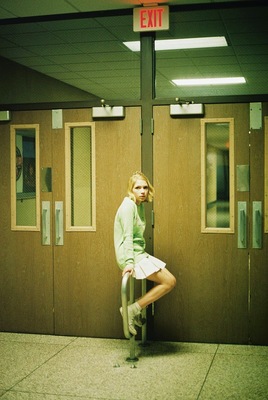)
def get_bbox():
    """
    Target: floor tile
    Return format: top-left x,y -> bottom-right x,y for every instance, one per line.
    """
218,343 -> 268,356
1,333 -> 268,400
12,342 -> 214,400
199,353 -> 268,400
0,340 -> 70,390
0,332 -> 76,345
138,340 -> 218,356
1,393 -> 89,400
